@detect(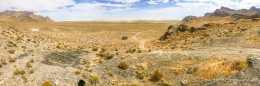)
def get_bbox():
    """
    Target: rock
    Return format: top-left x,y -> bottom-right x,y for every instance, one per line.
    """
167,25 -> 174,32
182,16 -> 197,22
159,25 -> 176,40
186,67 -> 196,74
181,80 -> 188,86
177,24 -> 189,32
78,79 -> 85,86
189,27 -> 196,33
121,36 -> 128,40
